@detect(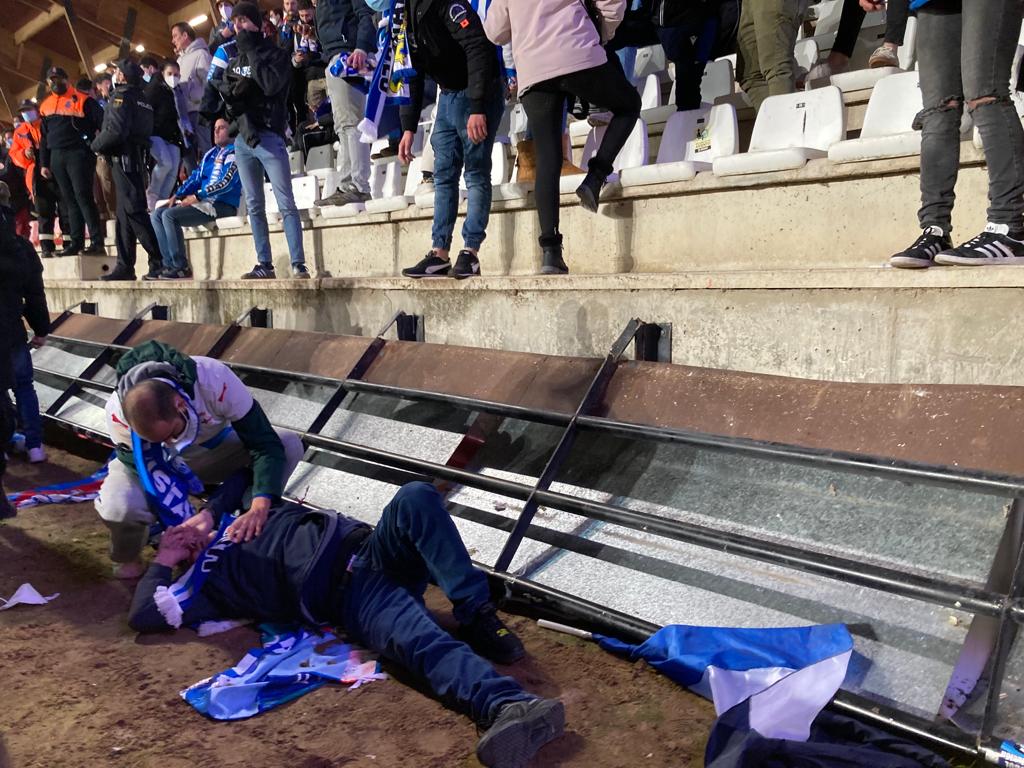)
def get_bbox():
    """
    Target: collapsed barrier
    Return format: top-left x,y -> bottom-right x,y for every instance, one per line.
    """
28,305 -> 1024,763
